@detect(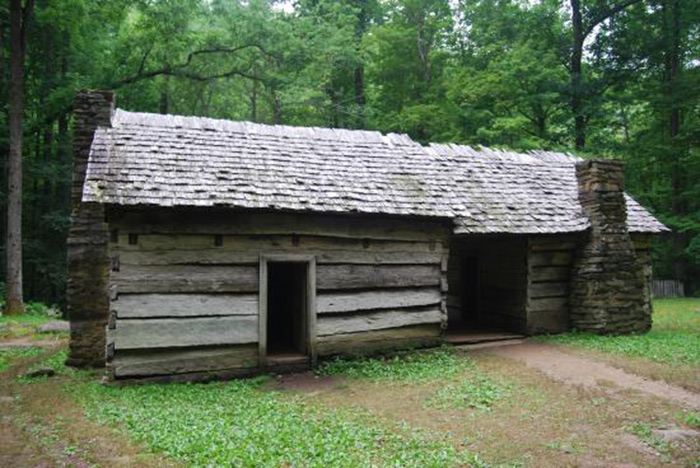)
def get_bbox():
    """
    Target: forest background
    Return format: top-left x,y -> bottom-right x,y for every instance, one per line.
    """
1,0 -> 698,310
